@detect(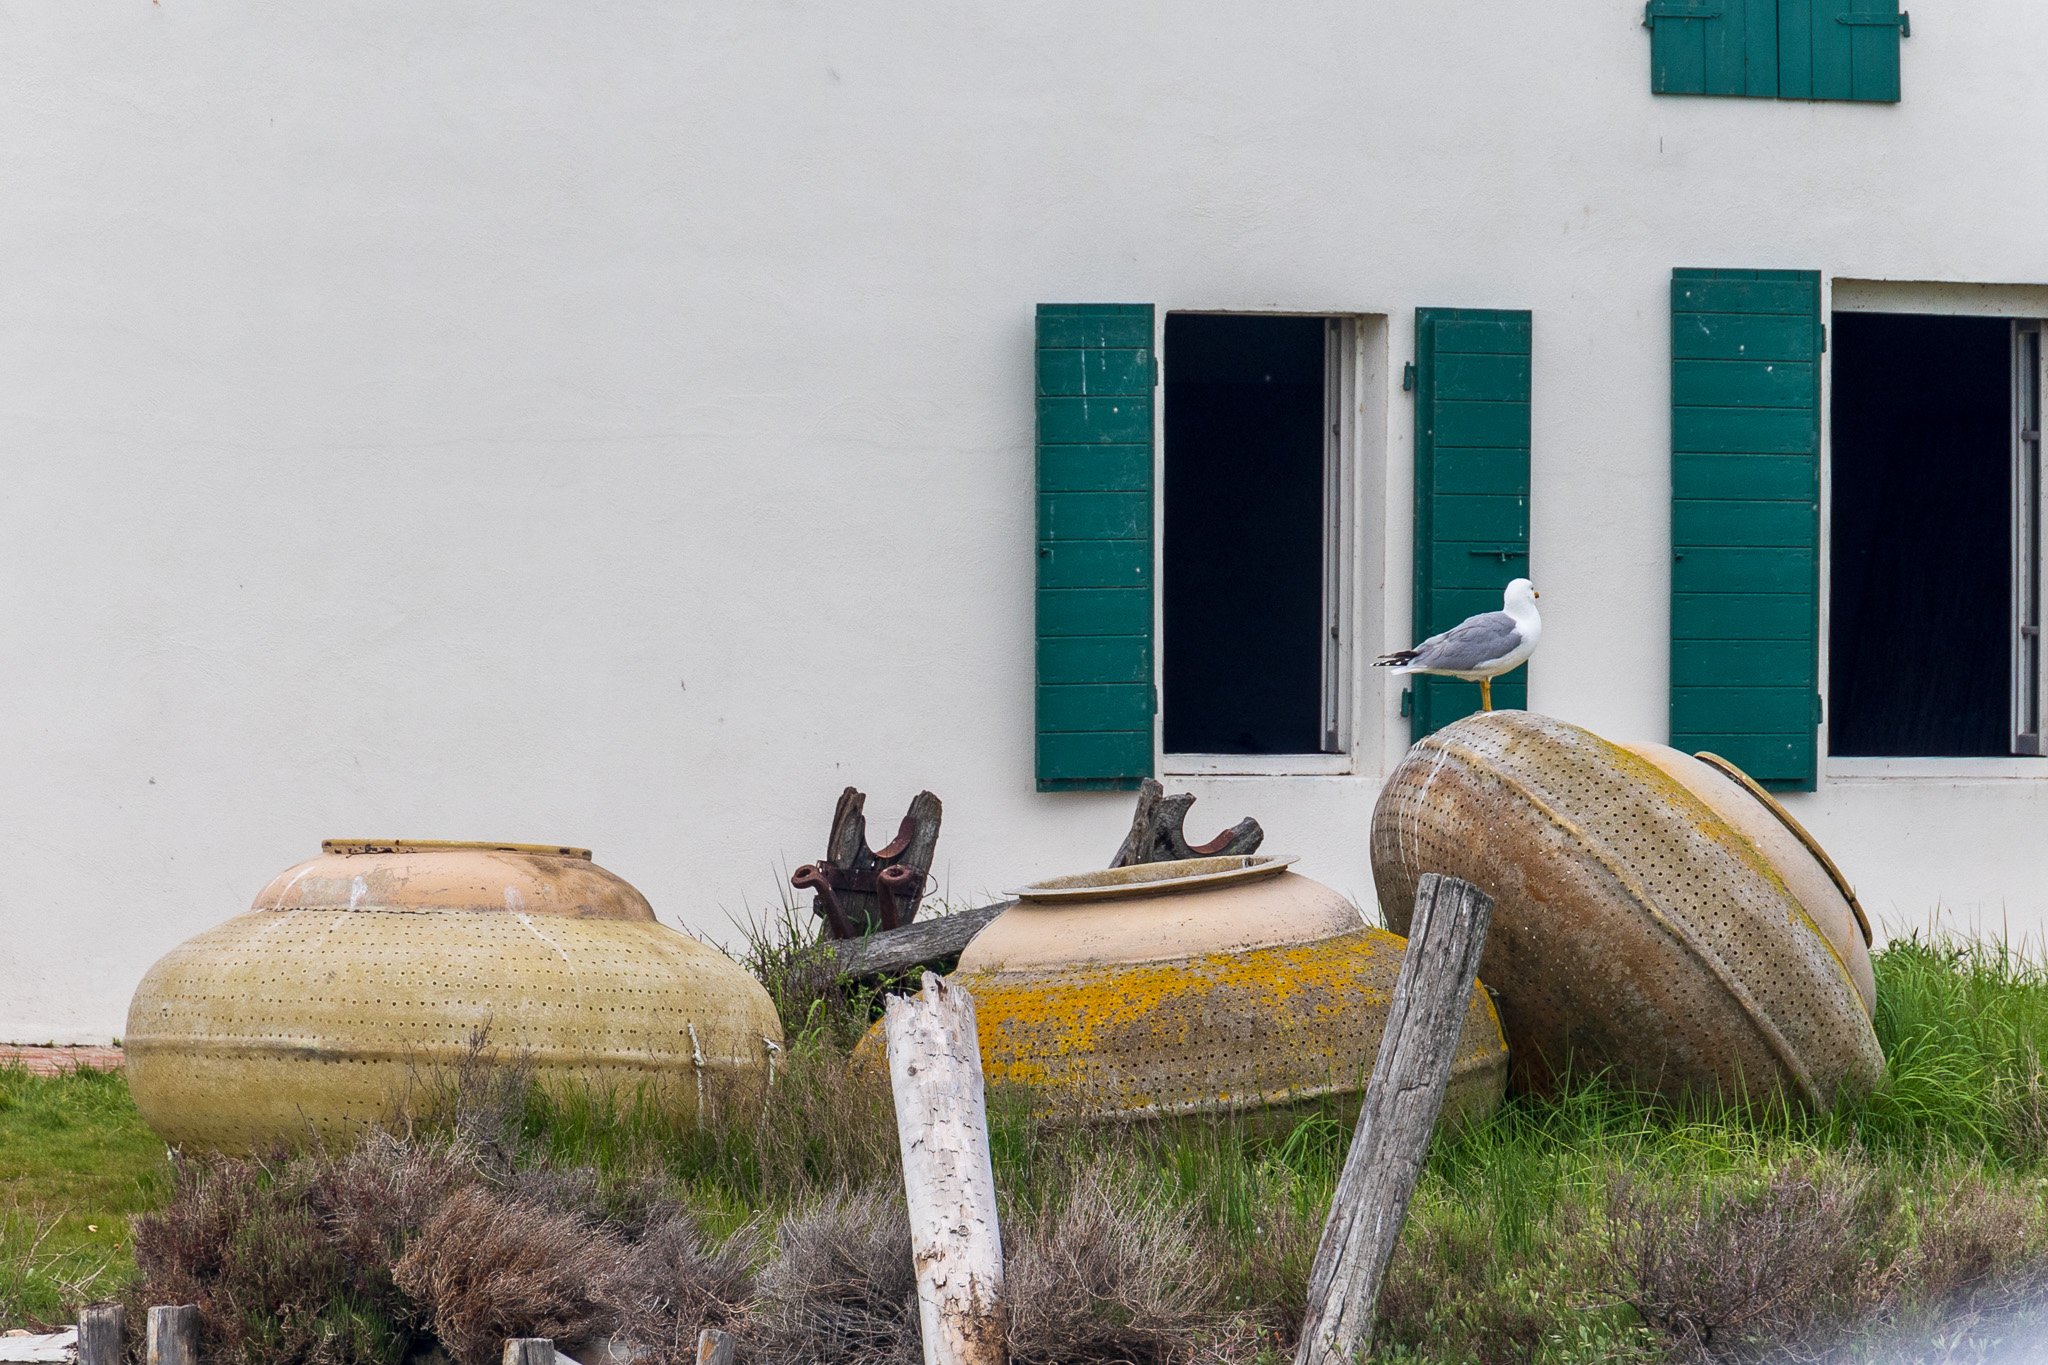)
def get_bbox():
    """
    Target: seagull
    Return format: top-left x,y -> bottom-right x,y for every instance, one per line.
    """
1375,578 -> 1542,712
